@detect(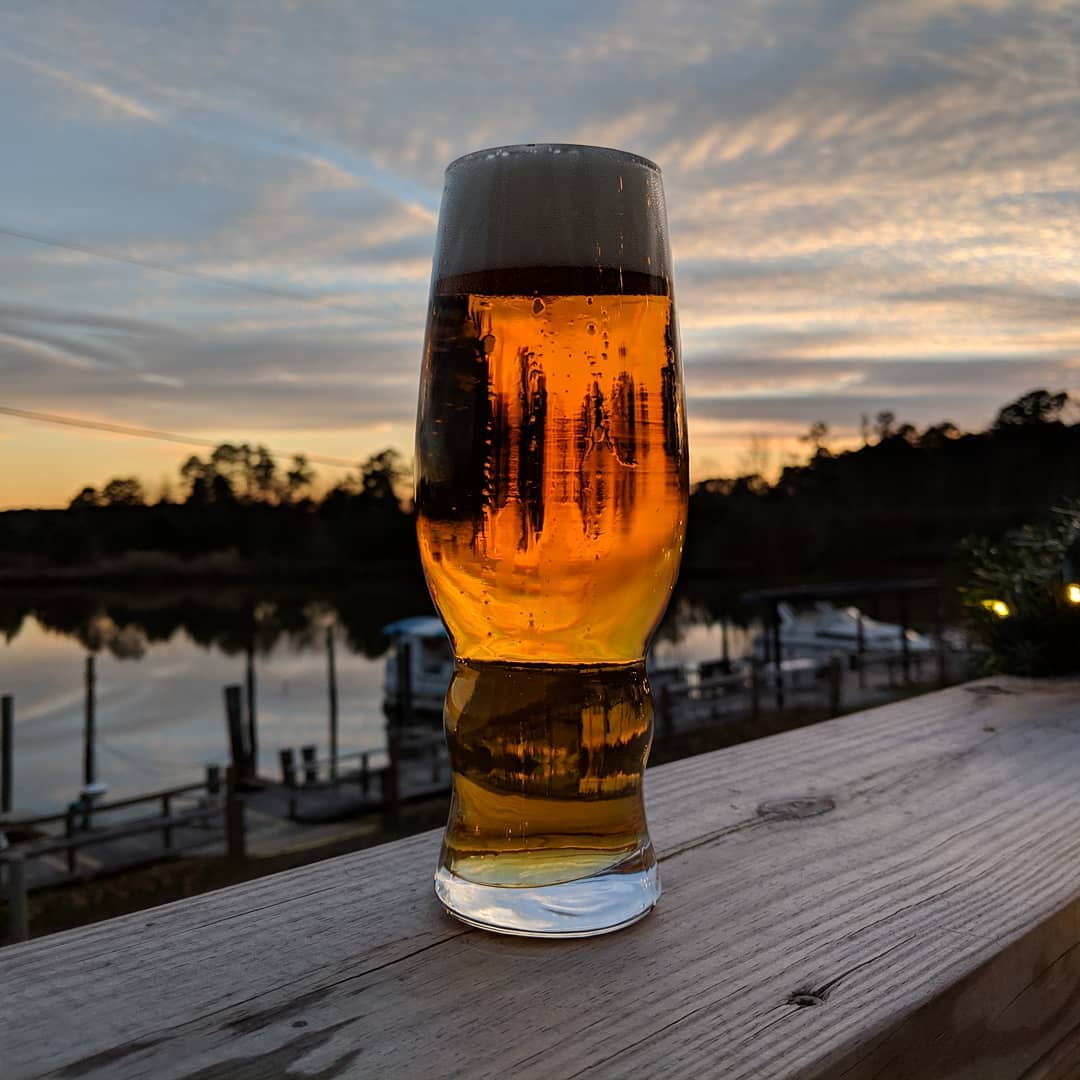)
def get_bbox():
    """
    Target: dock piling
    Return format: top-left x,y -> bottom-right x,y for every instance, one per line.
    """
828,657 -> 843,717
225,766 -> 246,861
5,852 -> 28,942
245,643 -> 258,779
1,694 -> 12,815
301,745 -> 318,784
224,684 -> 251,781
327,627 -> 339,783
83,655 -> 96,788
279,748 -> 297,788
